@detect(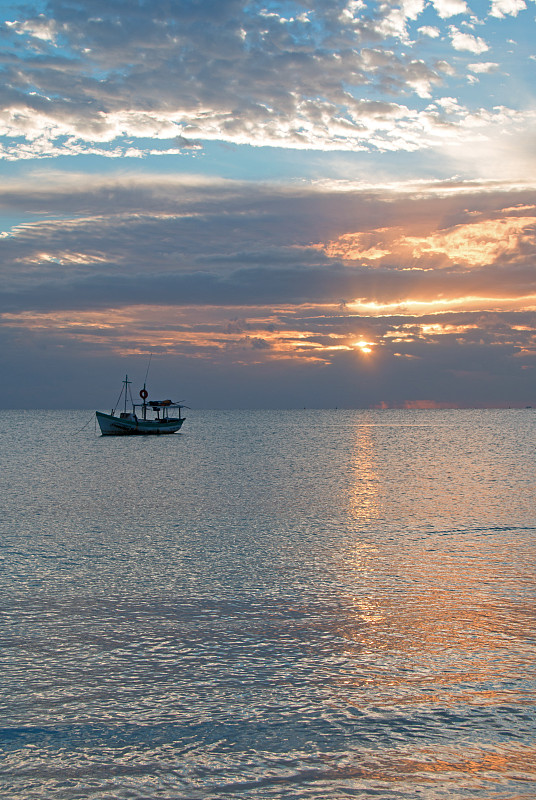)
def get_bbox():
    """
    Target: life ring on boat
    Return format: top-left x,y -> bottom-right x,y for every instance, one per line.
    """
139,389 -> 148,399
